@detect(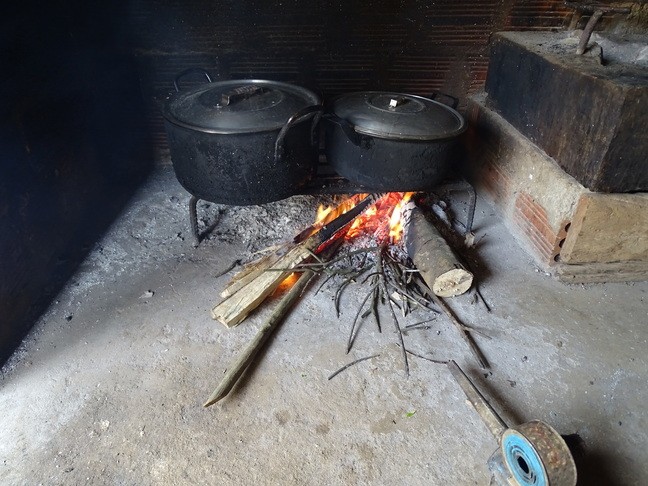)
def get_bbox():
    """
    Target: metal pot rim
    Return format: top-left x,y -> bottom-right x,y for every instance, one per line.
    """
330,91 -> 467,141
164,79 -> 322,134
162,115 -> 283,135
